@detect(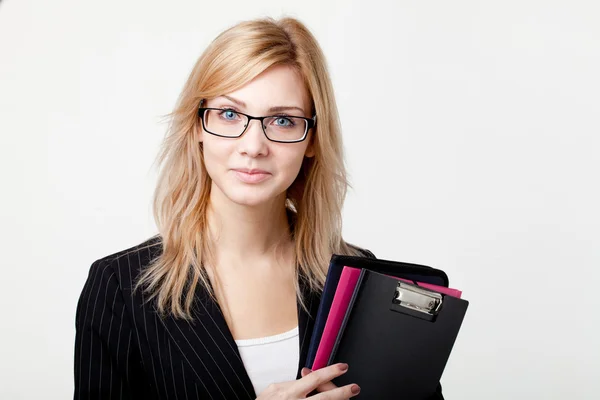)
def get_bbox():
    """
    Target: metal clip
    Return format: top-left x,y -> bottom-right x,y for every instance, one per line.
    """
393,282 -> 442,315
